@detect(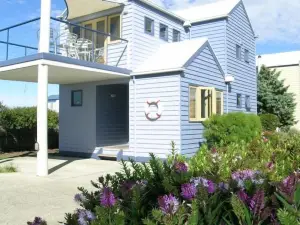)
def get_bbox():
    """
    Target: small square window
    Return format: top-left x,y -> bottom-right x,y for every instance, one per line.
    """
71,90 -> 83,107
159,23 -> 168,41
245,49 -> 249,63
236,44 -> 241,59
172,29 -> 180,42
237,94 -> 242,108
245,95 -> 251,110
144,17 -> 154,36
